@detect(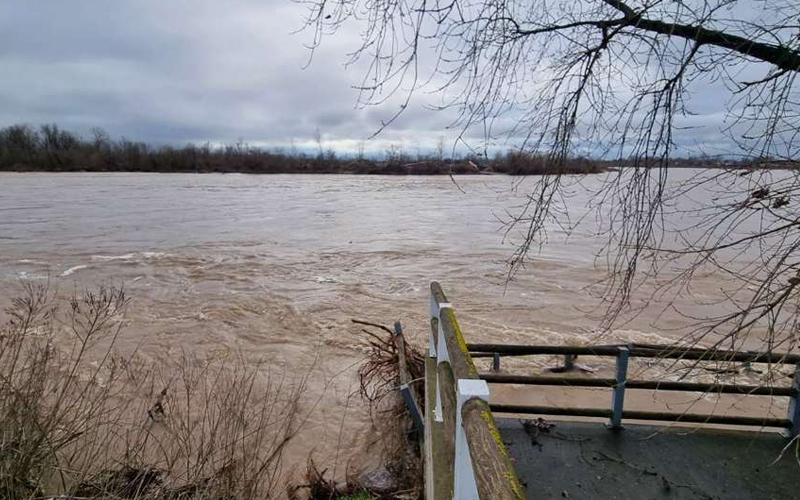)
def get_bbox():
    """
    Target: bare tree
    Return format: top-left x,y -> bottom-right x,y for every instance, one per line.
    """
302,1 -> 800,356
313,127 -> 324,158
